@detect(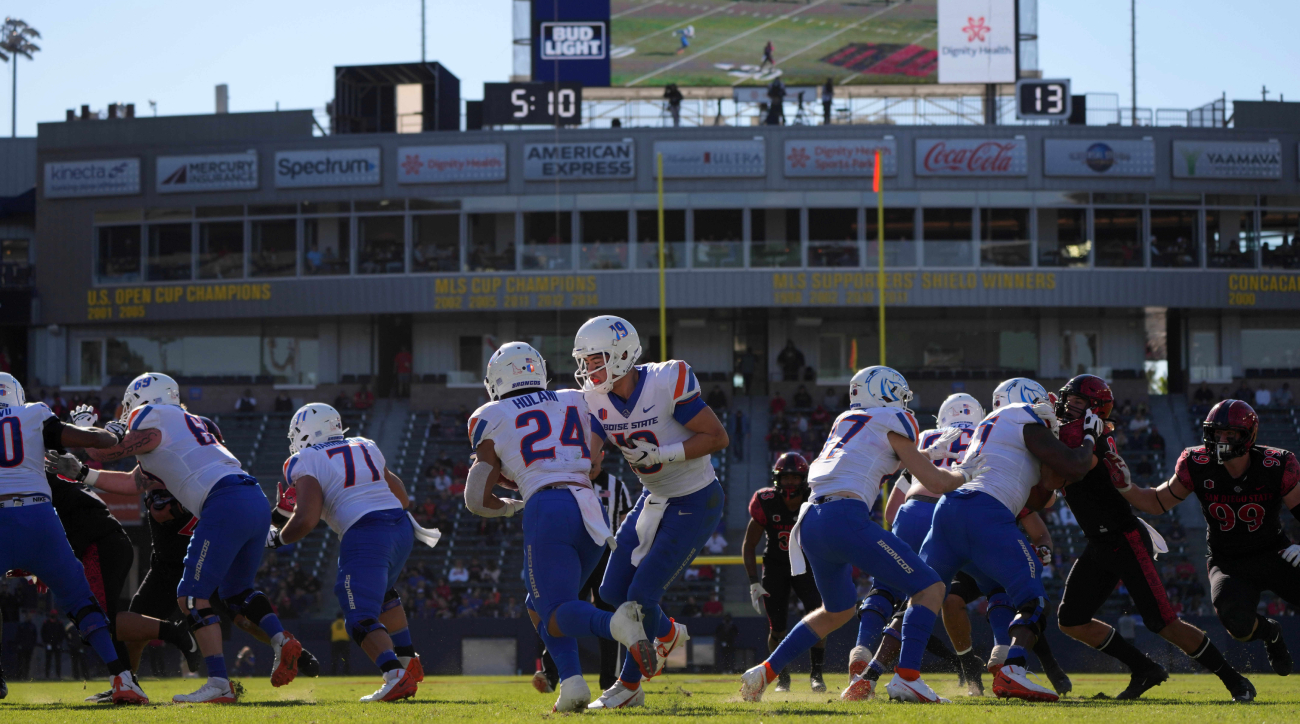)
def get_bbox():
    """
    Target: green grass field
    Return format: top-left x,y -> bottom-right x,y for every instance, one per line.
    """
610,0 -> 939,87
2,673 -> 1298,722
